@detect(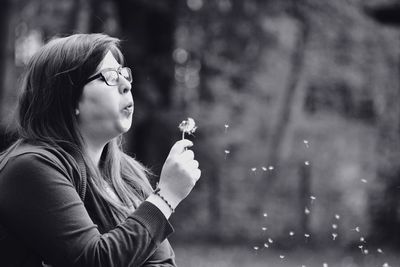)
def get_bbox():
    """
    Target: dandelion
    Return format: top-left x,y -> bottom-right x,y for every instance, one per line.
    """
178,117 -> 197,140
